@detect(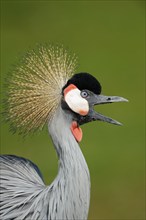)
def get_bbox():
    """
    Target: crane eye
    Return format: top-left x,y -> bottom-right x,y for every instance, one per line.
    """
81,90 -> 88,98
